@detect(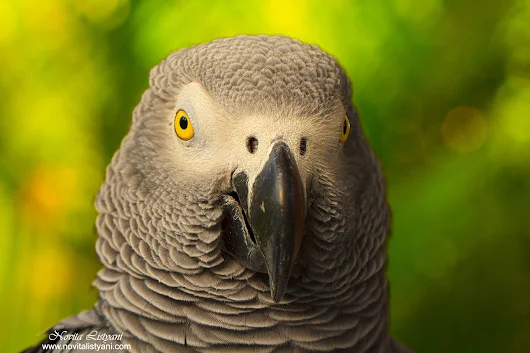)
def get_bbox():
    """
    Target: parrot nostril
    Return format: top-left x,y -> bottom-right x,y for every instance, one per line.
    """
300,137 -> 307,156
247,136 -> 258,154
